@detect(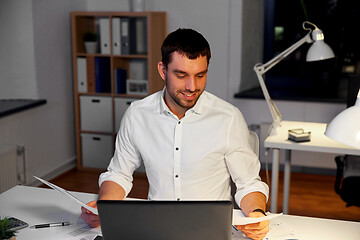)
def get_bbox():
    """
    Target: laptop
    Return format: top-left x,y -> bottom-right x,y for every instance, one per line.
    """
97,200 -> 233,240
